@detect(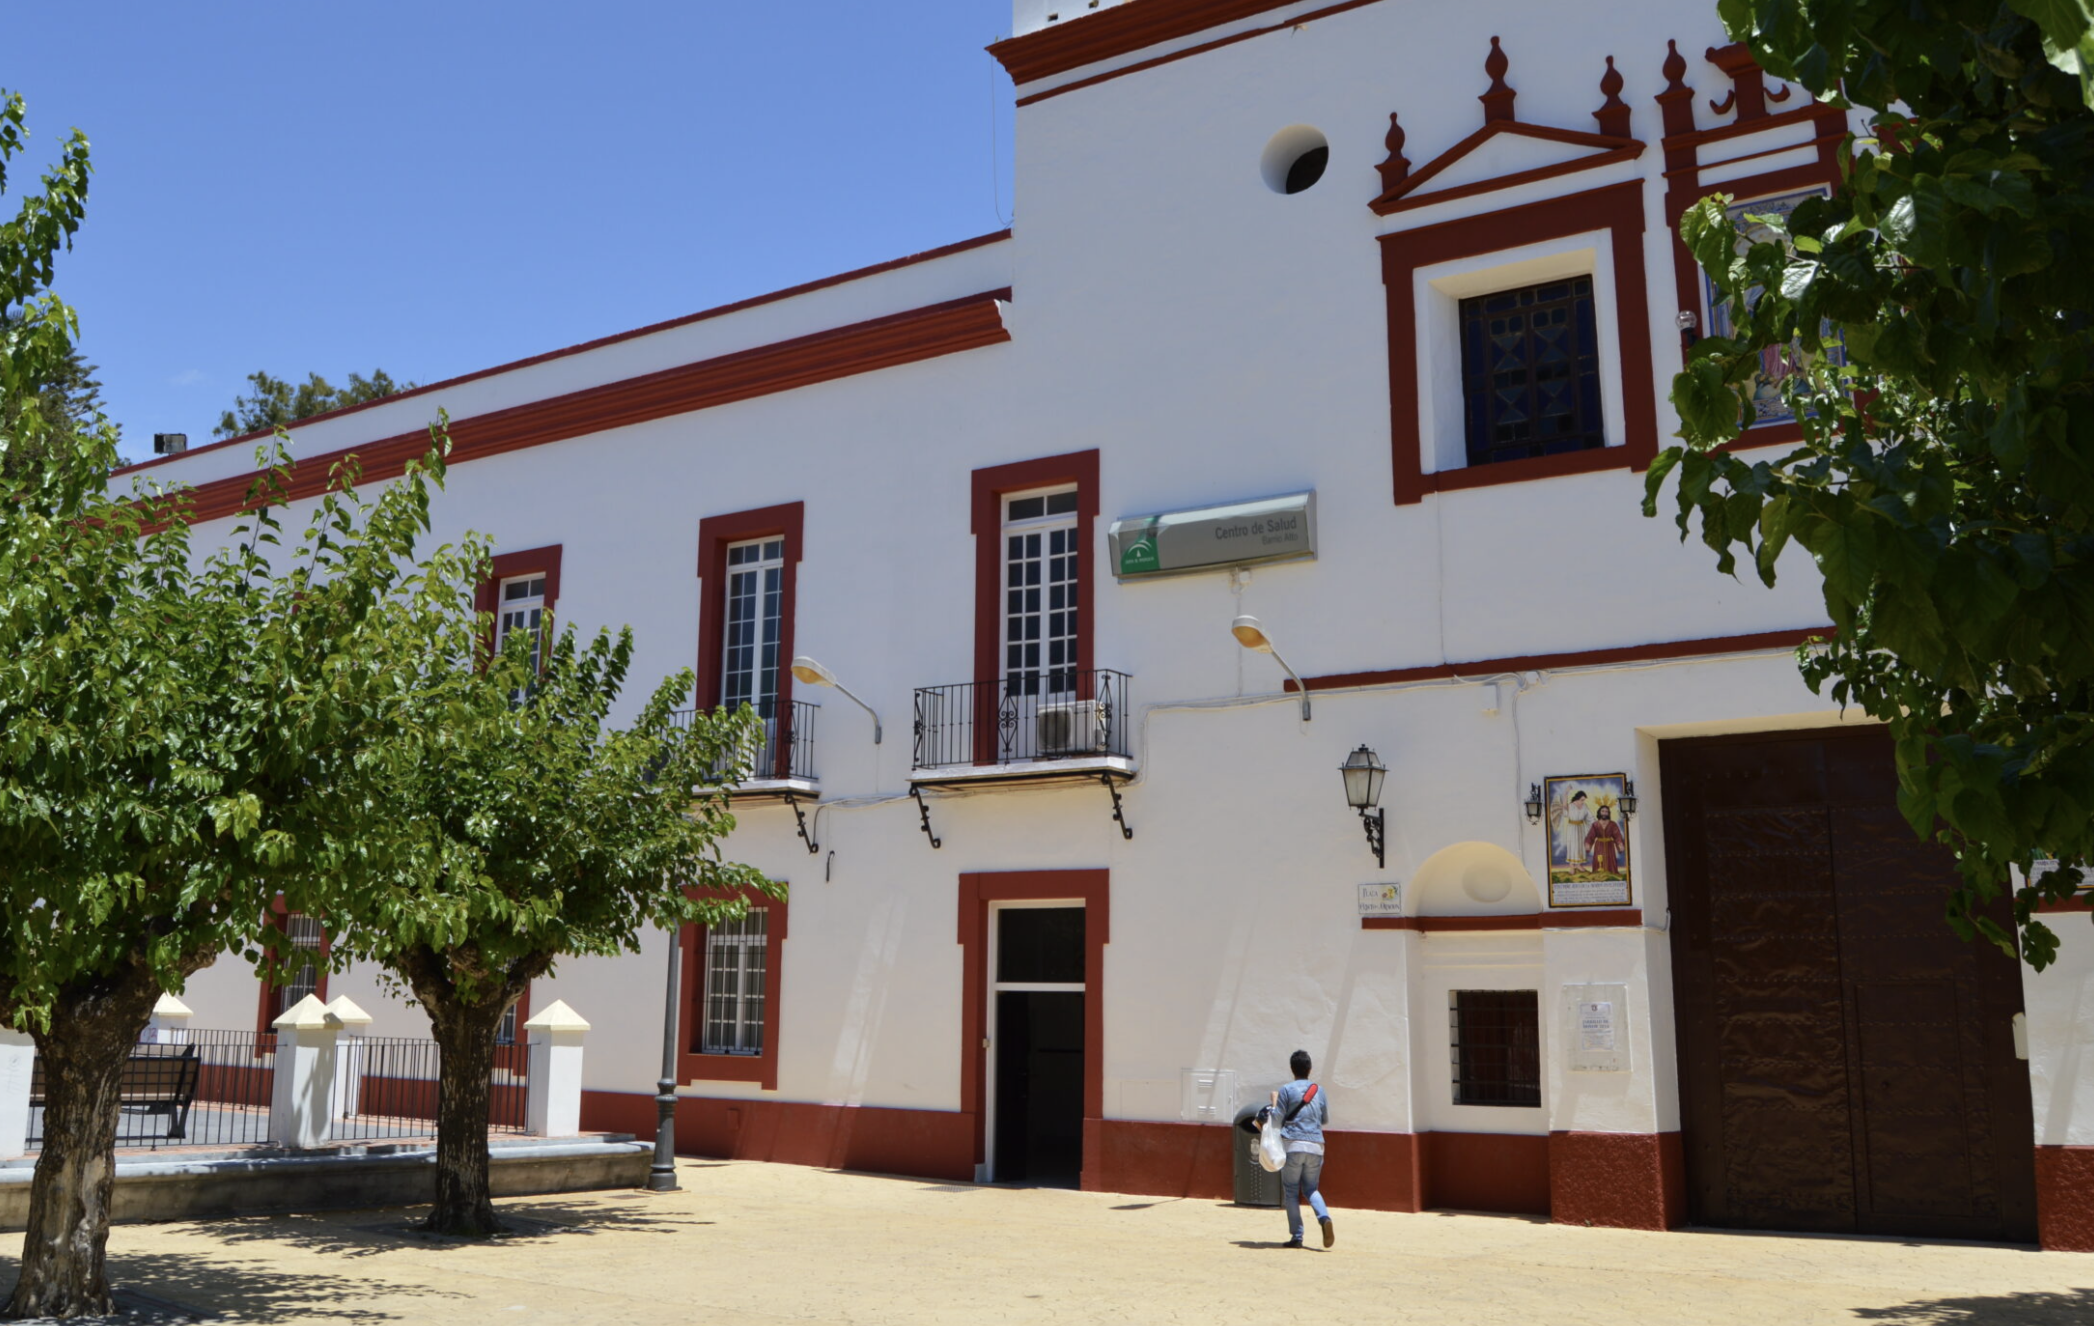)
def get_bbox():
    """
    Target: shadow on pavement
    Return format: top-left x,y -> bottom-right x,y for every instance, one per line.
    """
3,1249 -> 455,1323
1850,1288 -> 2094,1324
163,1197 -> 716,1262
